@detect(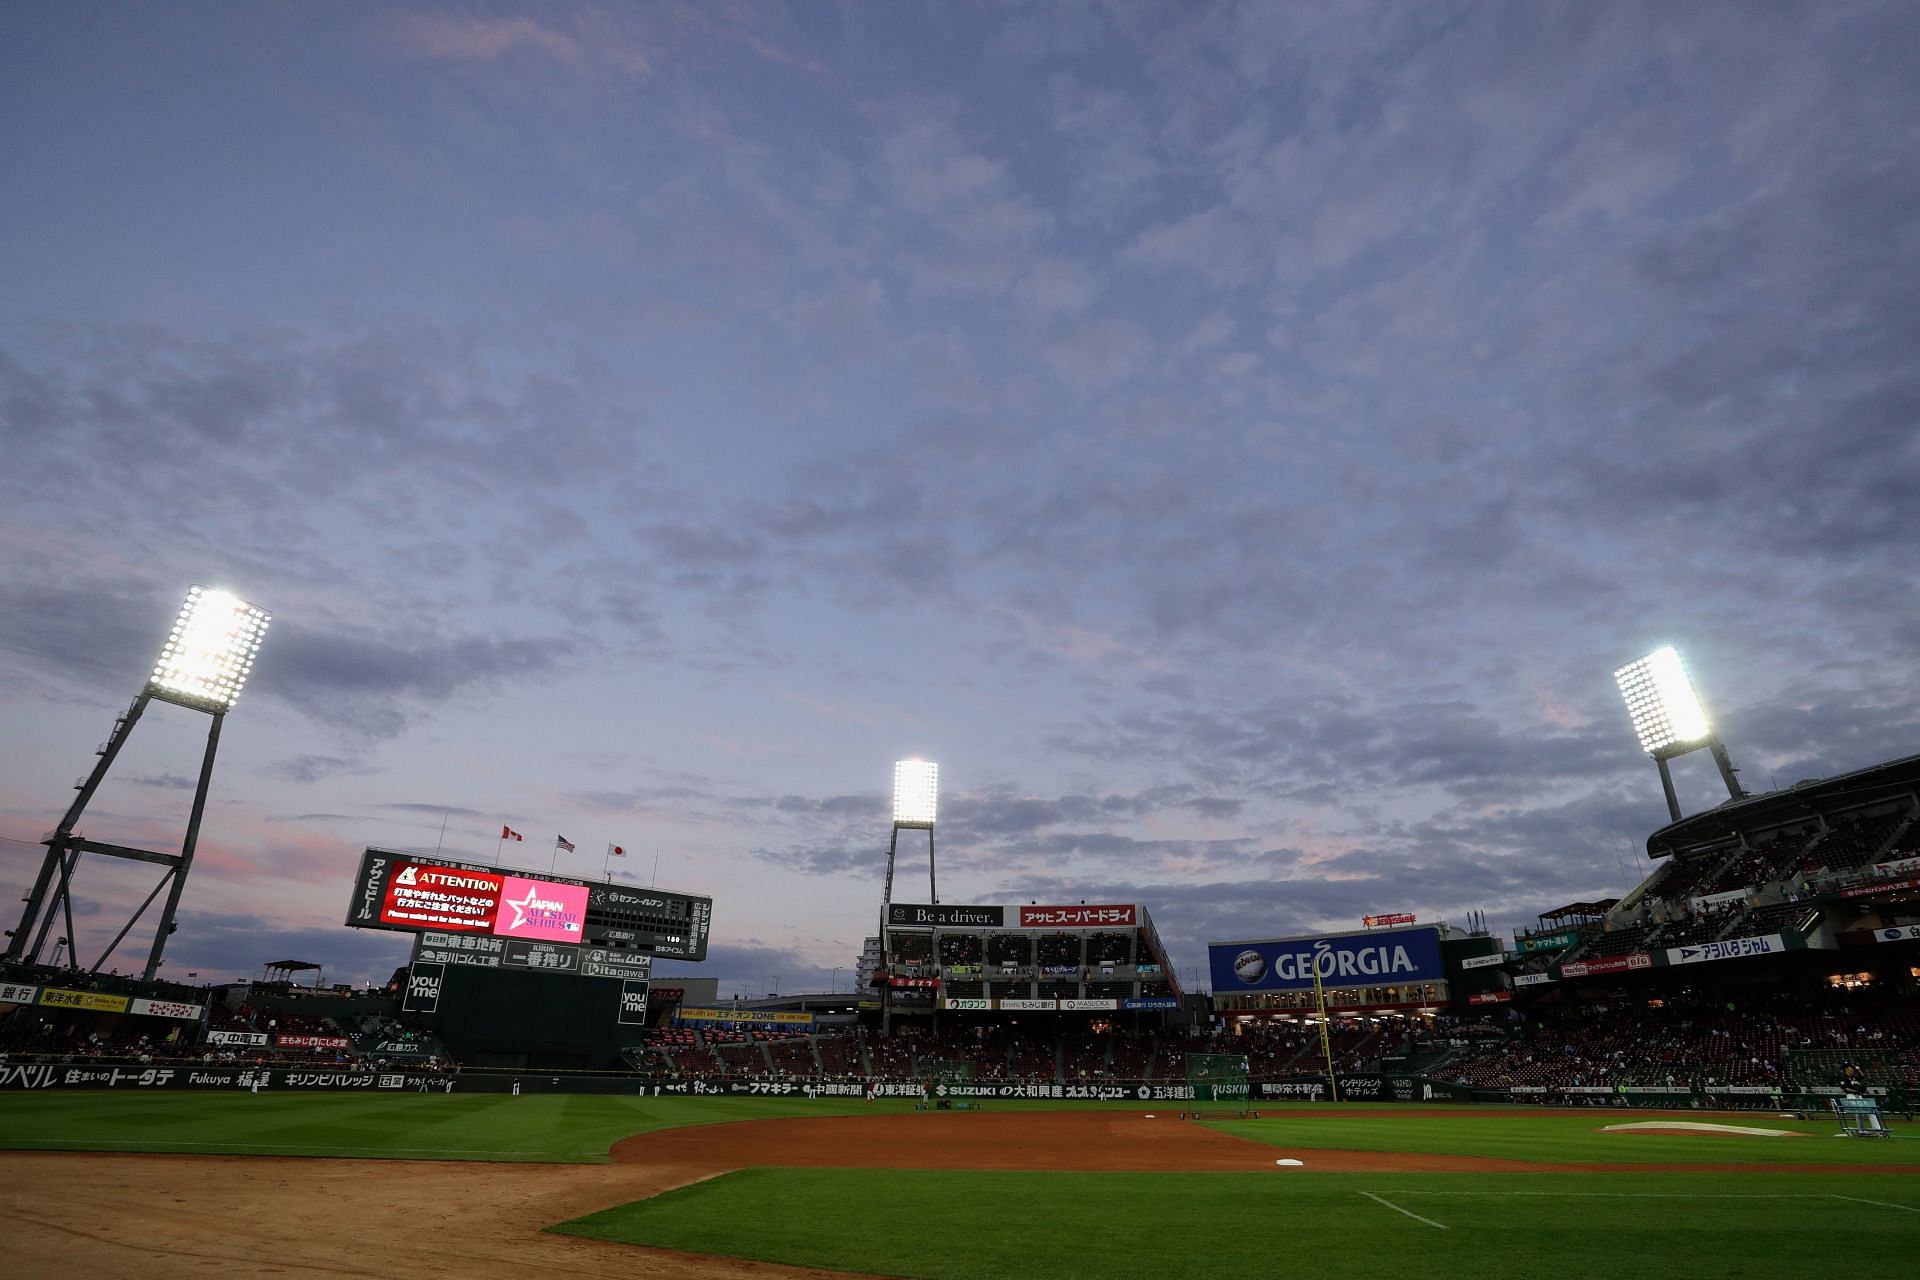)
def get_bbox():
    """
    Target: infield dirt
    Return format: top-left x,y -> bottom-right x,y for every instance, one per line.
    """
1,1110 -> 1907,1279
